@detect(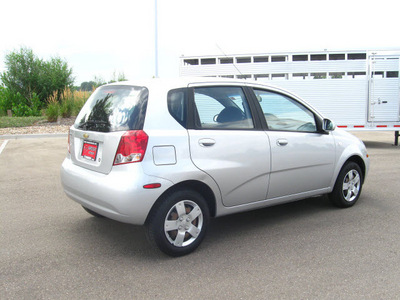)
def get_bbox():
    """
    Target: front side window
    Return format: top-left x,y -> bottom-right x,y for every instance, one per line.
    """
193,86 -> 254,129
254,89 -> 317,132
